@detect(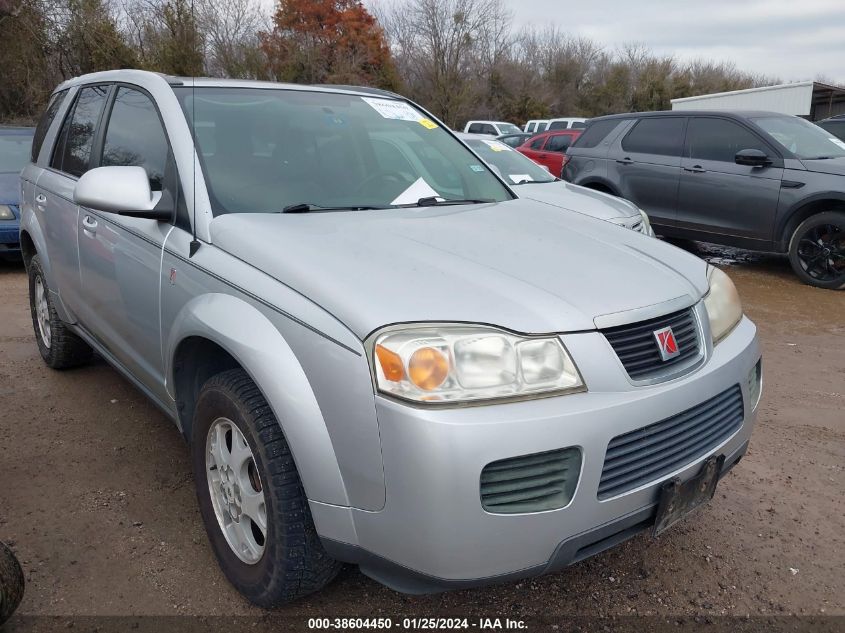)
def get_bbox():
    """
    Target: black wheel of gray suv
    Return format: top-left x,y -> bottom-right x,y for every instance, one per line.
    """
191,368 -> 341,606
0,541 -> 25,626
788,212 -> 845,290
27,254 -> 93,368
